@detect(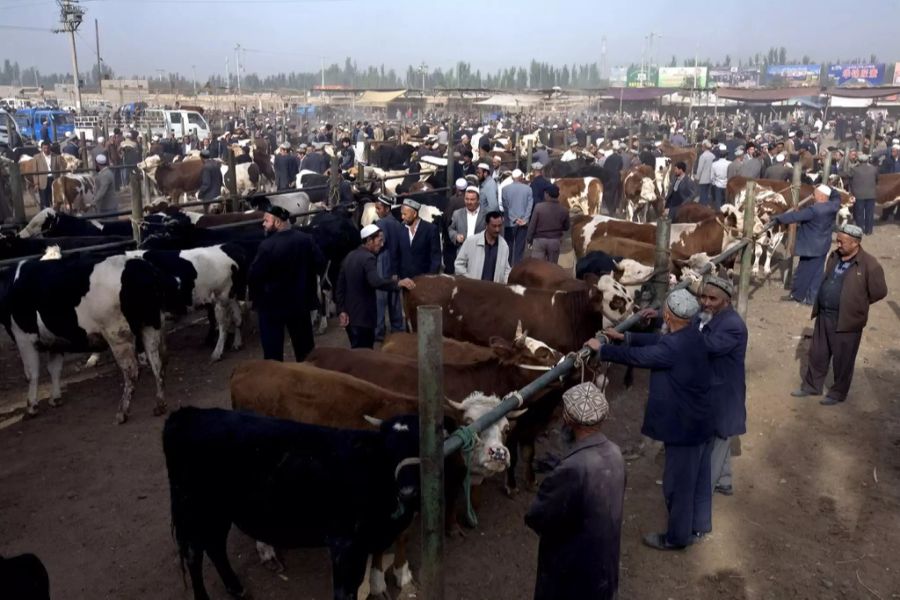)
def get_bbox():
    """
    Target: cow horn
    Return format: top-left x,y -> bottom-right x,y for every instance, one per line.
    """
363,415 -> 383,427
514,320 -> 524,340
445,398 -> 466,411
507,408 -> 528,419
612,260 -> 623,271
